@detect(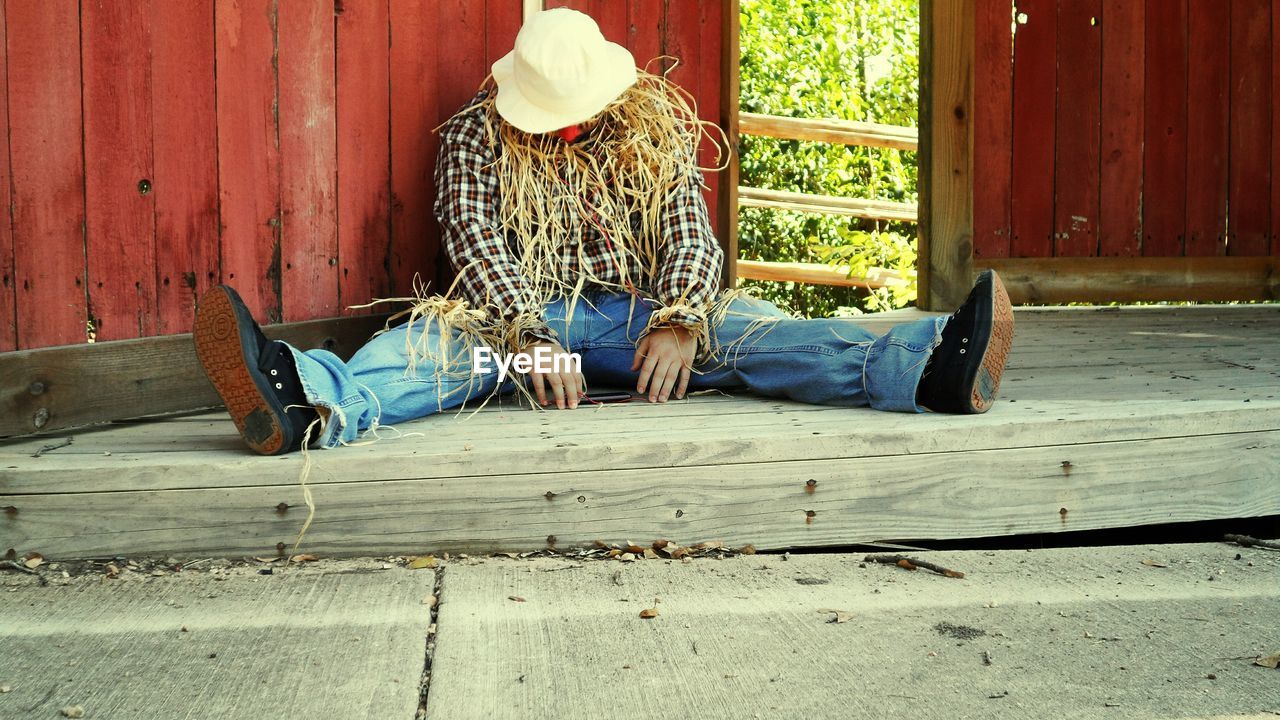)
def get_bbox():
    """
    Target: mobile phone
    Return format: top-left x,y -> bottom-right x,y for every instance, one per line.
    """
582,392 -> 632,404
